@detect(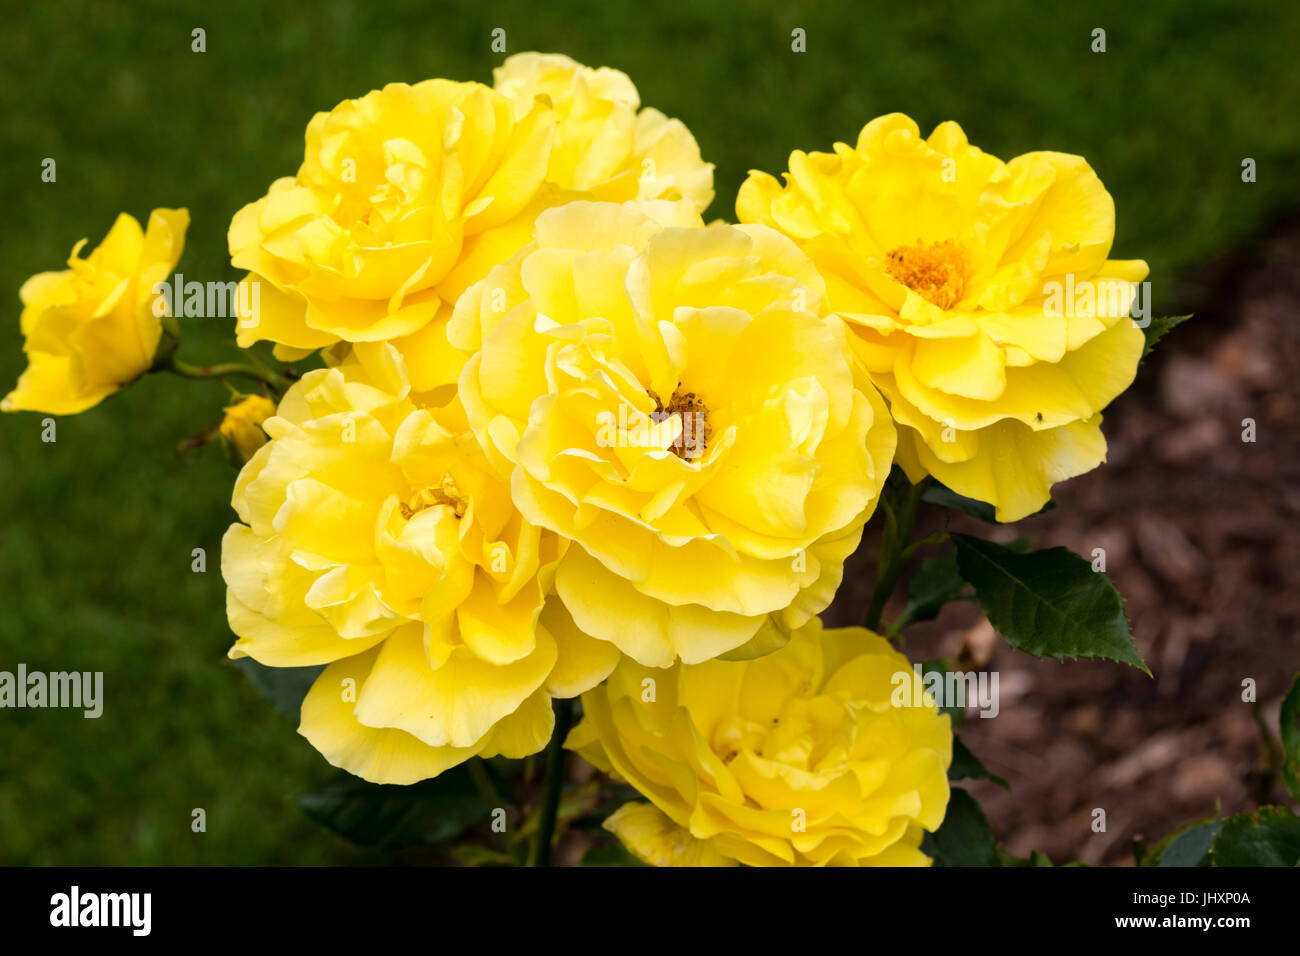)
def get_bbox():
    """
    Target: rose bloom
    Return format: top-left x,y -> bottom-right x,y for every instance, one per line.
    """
219,393 -> 277,462
221,344 -> 618,784
567,619 -> 953,866
454,200 -> 896,667
3,208 -> 188,415
493,52 -> 714,209
738,114 -> 1148,521
228,78 -> 555,371
232,54 -> 713,397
